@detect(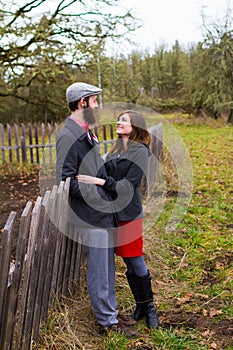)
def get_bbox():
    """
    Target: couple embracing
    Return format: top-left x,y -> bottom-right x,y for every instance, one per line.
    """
56,82 -> 159,337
